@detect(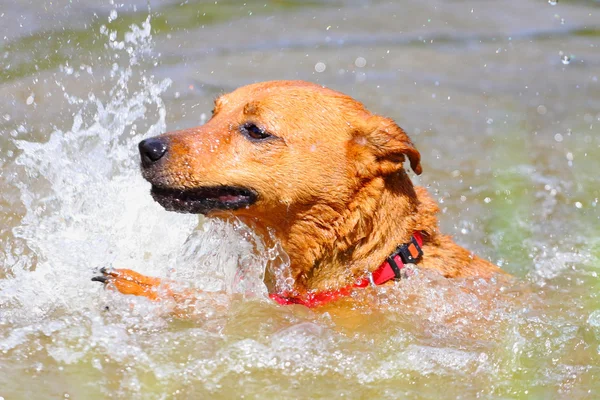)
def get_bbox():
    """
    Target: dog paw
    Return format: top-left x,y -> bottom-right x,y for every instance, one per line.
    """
92,267 -> 162,300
